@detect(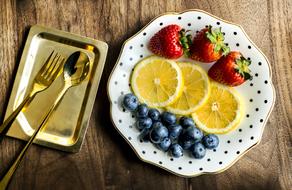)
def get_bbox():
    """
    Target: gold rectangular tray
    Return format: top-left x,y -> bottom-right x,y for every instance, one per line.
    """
4,25 -> 108,152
